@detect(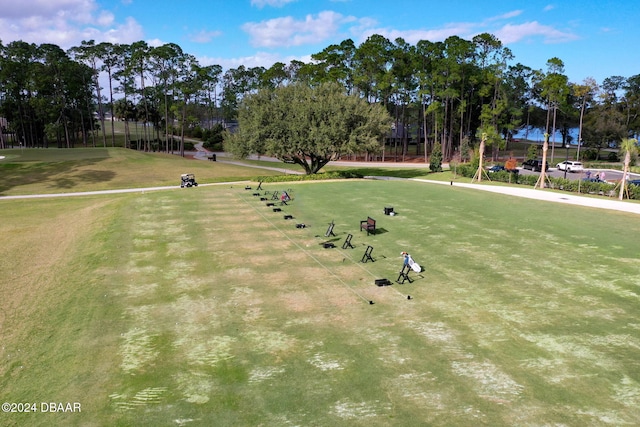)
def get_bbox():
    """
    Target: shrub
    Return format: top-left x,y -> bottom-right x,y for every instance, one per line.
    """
203,125 -> 225,150
456,164 -> 476,178
459,137 -> 471,162
256,170 -> 364,183
577,180 -> 616,196
628,184 -> 640,200
191,126 -> 203,139
204,142 -> 224,151
518,174 -> 539,186
455,155 -> 480,179
487,170 -> 520,184
548,177 -> 582,192
430,142 -> 443,172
